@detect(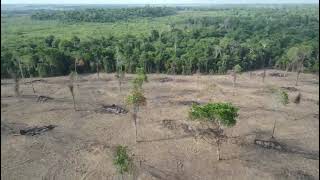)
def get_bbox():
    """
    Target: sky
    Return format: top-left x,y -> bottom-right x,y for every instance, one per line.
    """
2,0 -> 318,4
